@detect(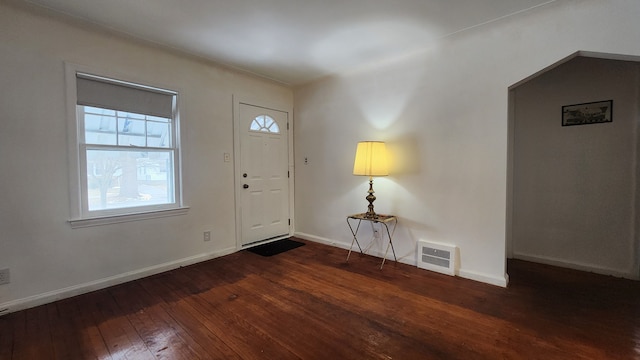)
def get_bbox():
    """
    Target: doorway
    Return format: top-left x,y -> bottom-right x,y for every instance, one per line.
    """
507,53 -> 640,279
234,101 -> 291,247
